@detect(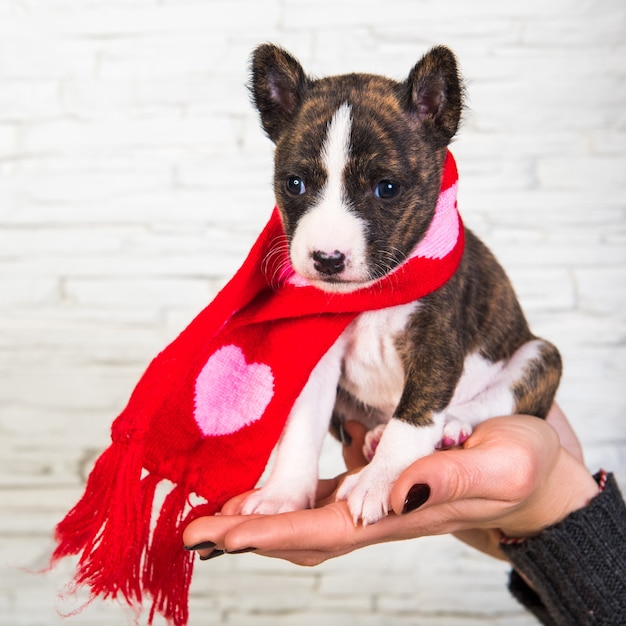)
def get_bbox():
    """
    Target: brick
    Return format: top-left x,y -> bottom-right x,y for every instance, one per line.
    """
590,131 -> 626,155
0,80 -> 63,122
506,267 -> 575,312
0,39 -> 95,81
0,276 -> 59,307
575,267 -> 626,315
537,155 -> 626,190
0,123 -> 18,158
0,226 -> 122,257
521,12 -> 626,46
0,2 -> 281,39
20,112 -> 240,154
